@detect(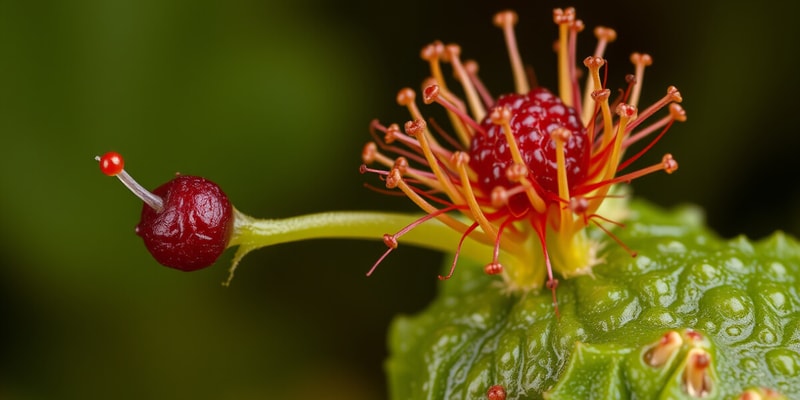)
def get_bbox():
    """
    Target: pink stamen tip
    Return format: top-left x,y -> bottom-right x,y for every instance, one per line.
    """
670,103 -> 688,122
493,10 -> 518,27
630,52 -> 653,66
404,119 -> 426,137
383,234 -> 398,249
385,168 -> 402,189
594,26 -> 617,42
422,85 -> 440,105
667,86 -> 683,102
420,41 -> 445,61
484,263 -> 503,275
616,103 -> 637,118
662,154 -> 678,174
396,88 -> 416,106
